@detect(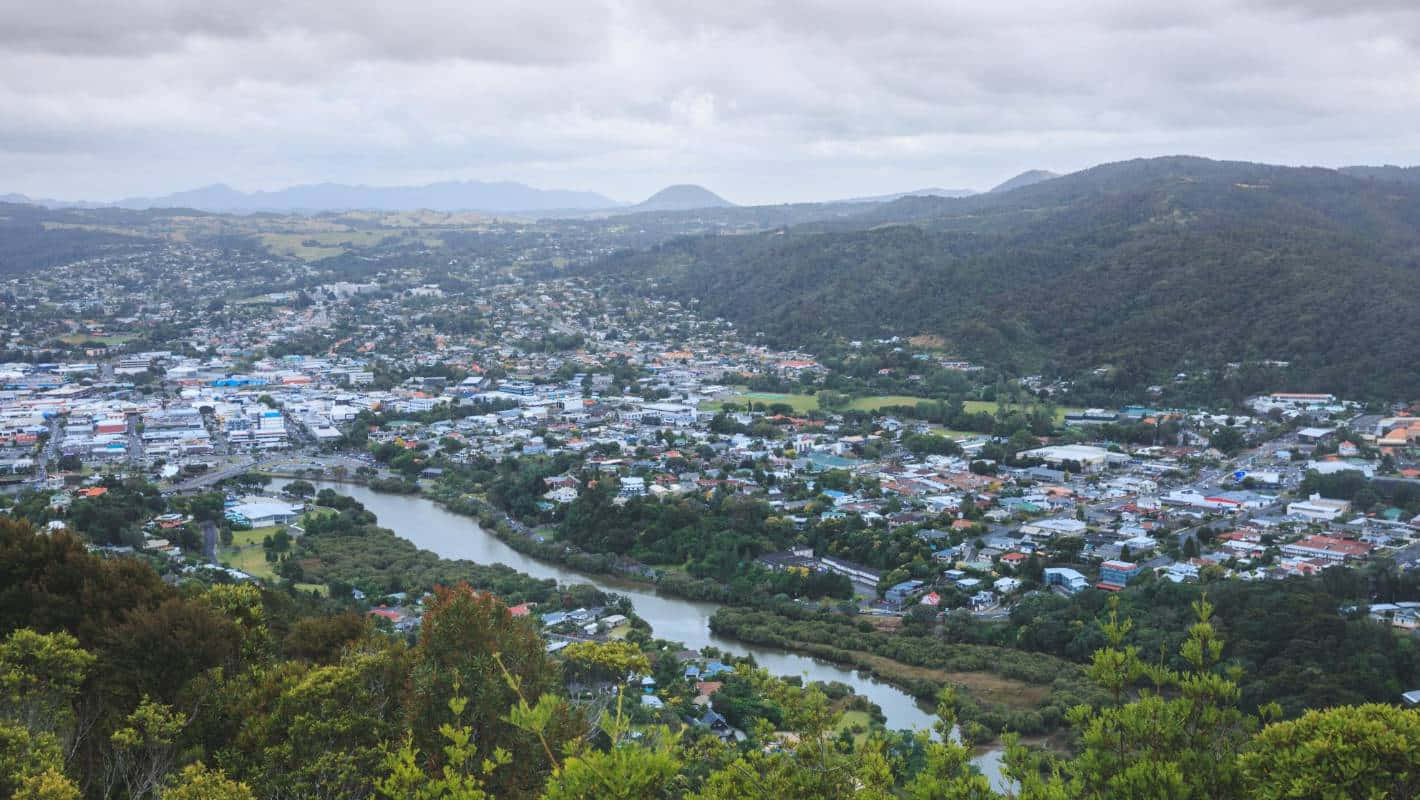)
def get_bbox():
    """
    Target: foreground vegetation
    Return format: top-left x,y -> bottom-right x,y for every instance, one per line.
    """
5,509 -> 1419,800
